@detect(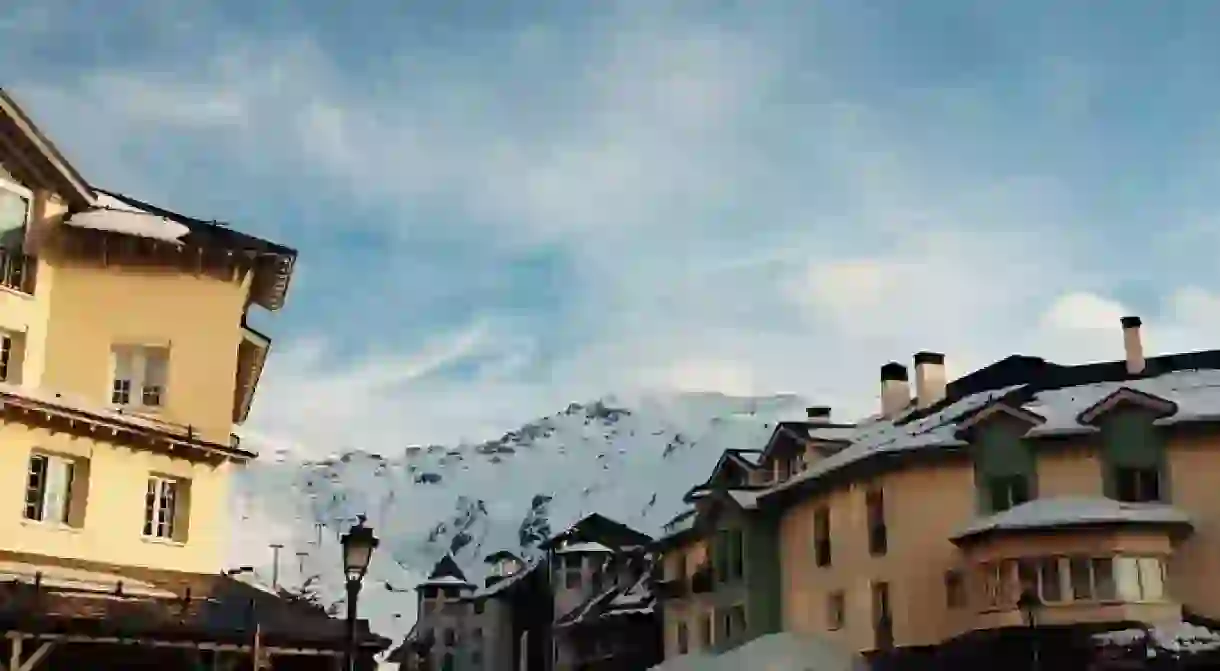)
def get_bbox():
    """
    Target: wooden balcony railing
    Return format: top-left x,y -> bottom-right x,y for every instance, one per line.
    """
0,247 -> 35,294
